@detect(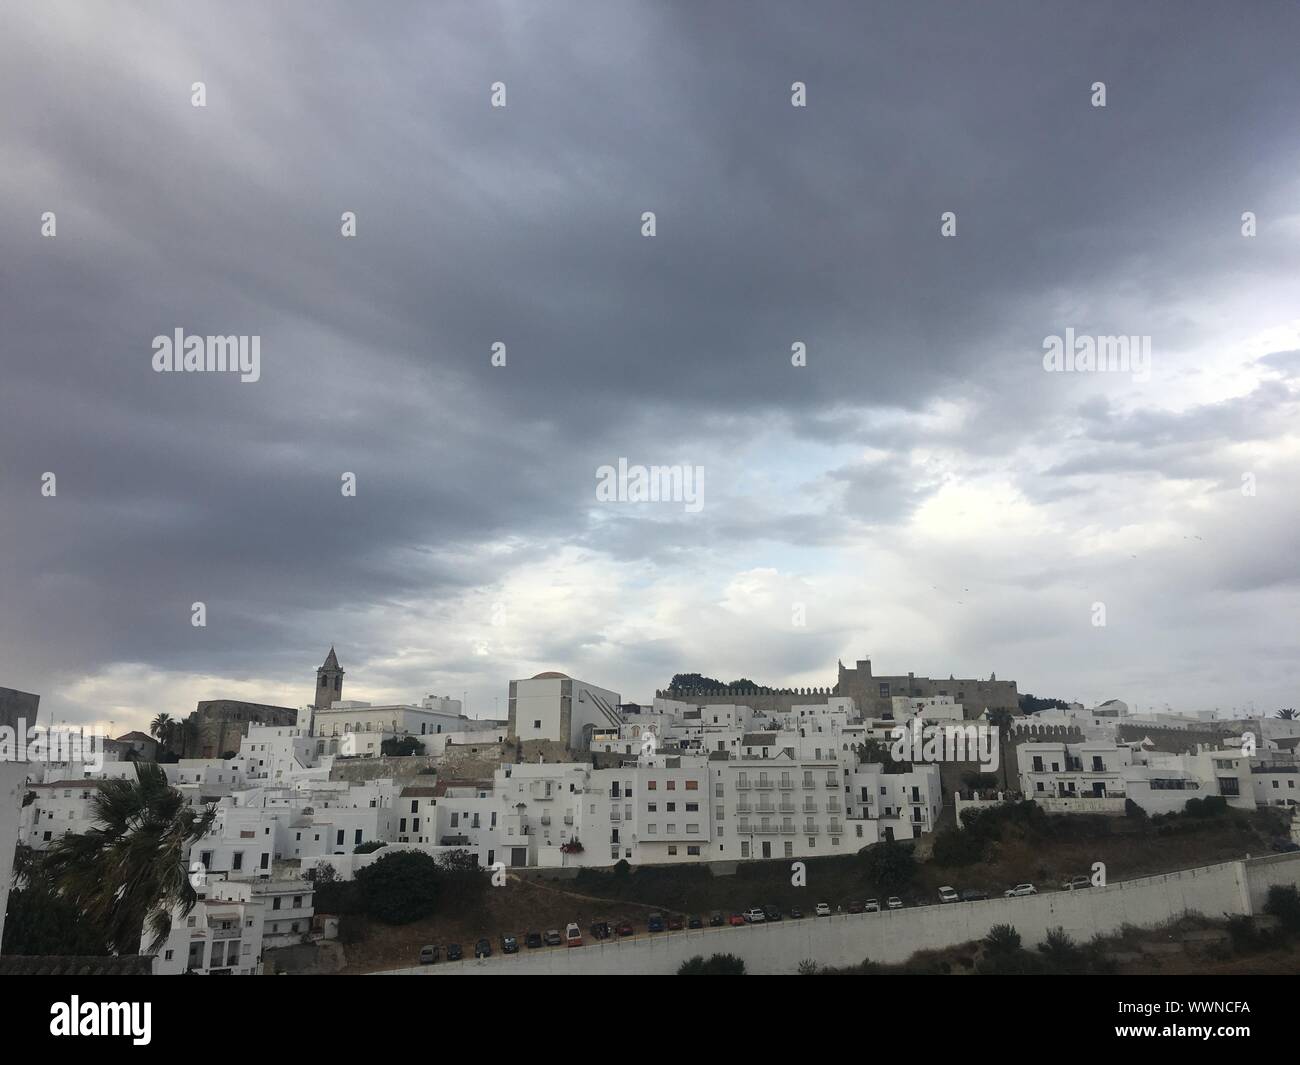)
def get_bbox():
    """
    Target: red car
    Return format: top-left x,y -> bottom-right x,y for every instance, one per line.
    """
728,913 -> 746,927
616,920 -> 635,937
667,915 -> 684,931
